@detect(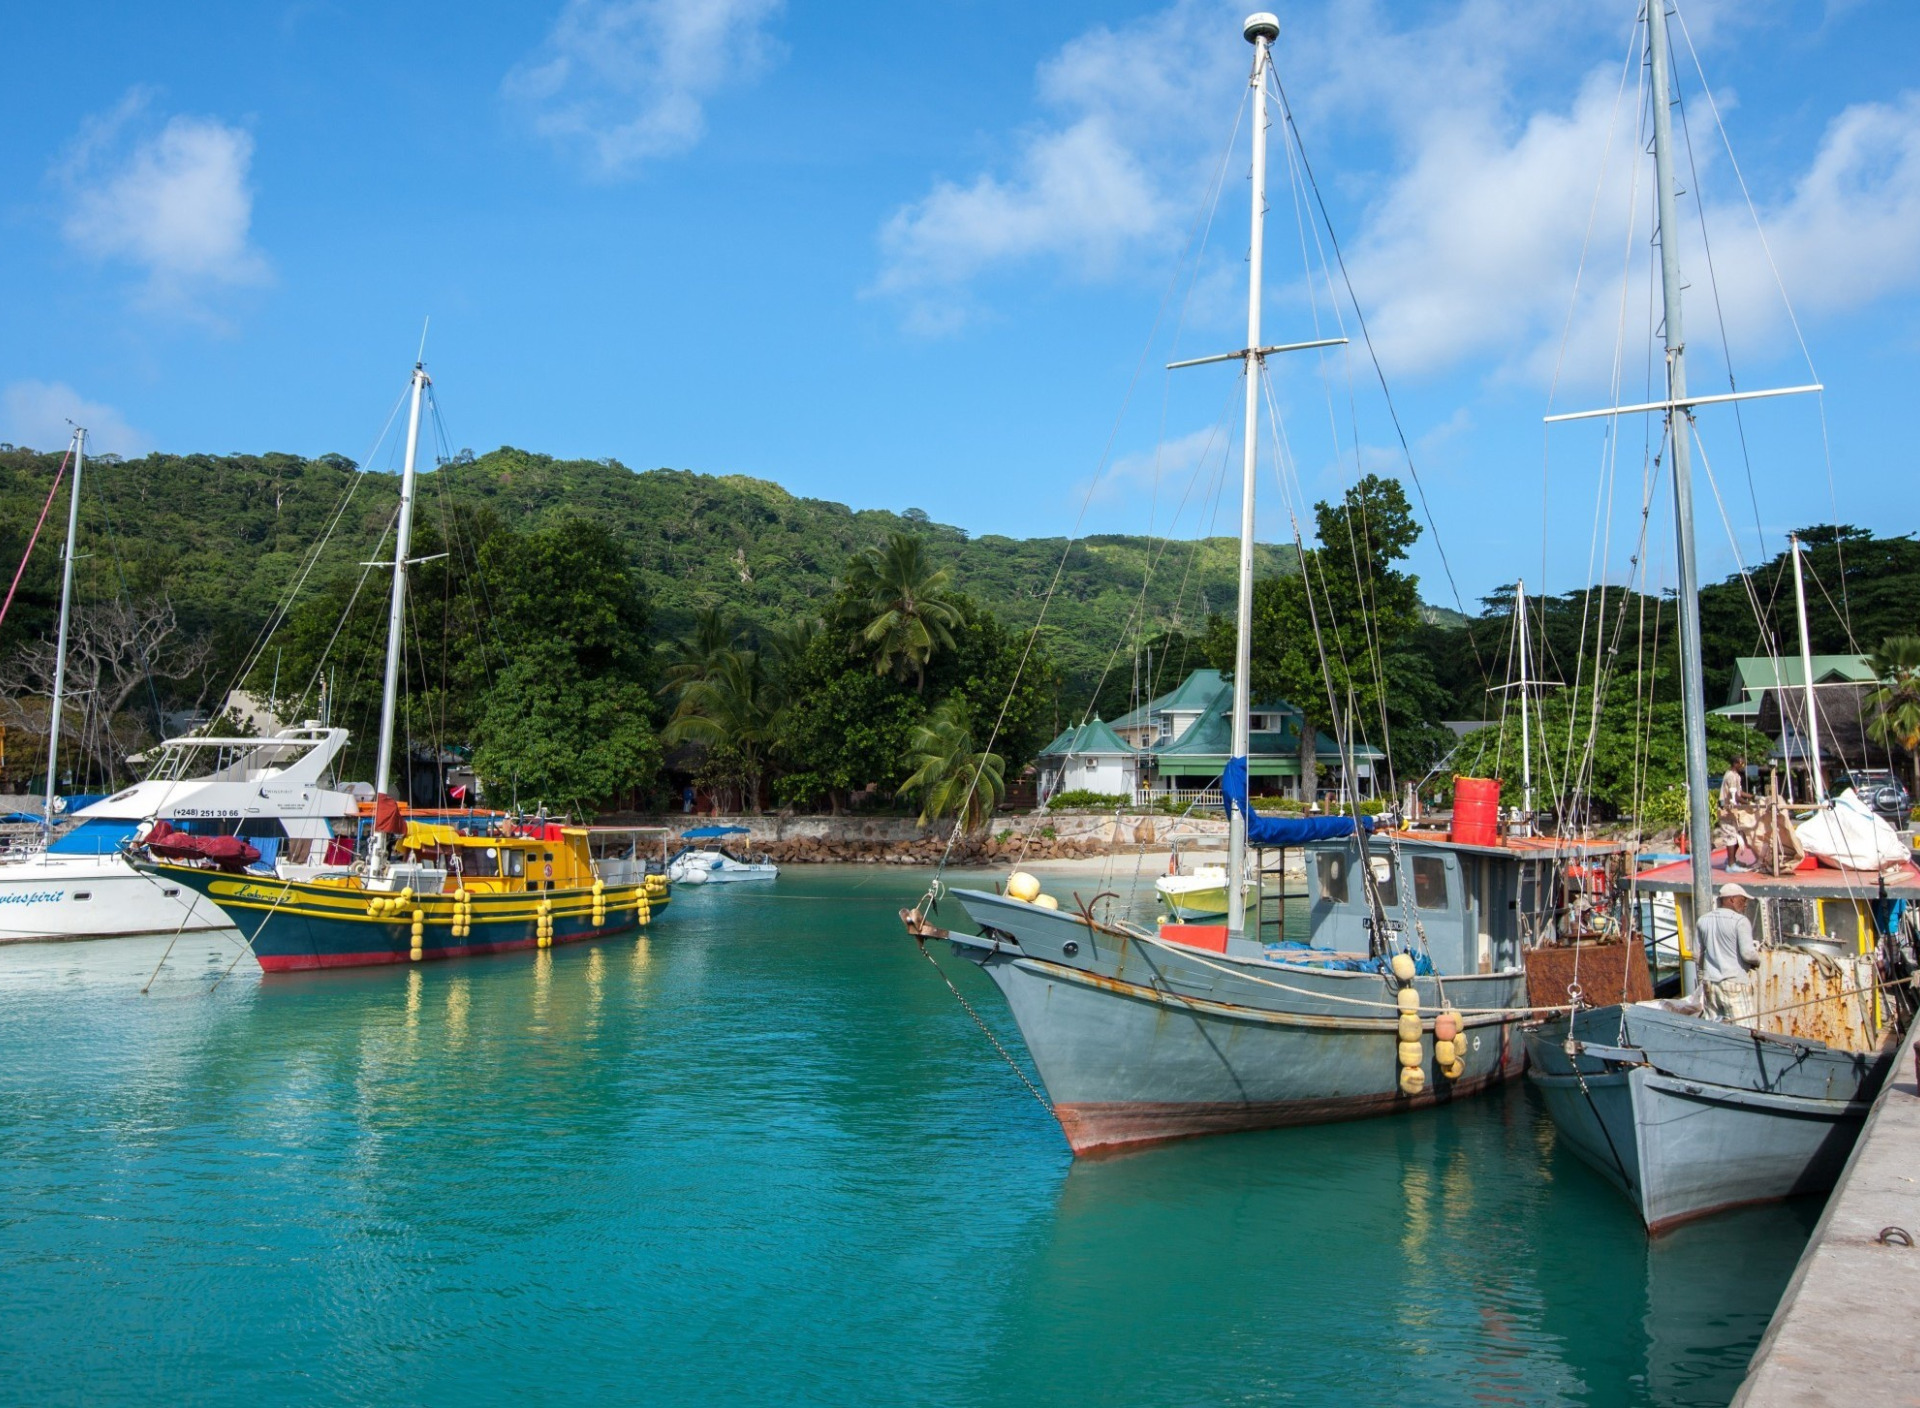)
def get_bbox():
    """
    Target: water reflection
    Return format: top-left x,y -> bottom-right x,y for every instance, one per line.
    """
0,872 -> 1813,1408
